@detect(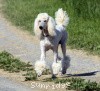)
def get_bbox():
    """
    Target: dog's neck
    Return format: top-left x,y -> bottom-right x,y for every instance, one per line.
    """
40,33 -> 49,40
